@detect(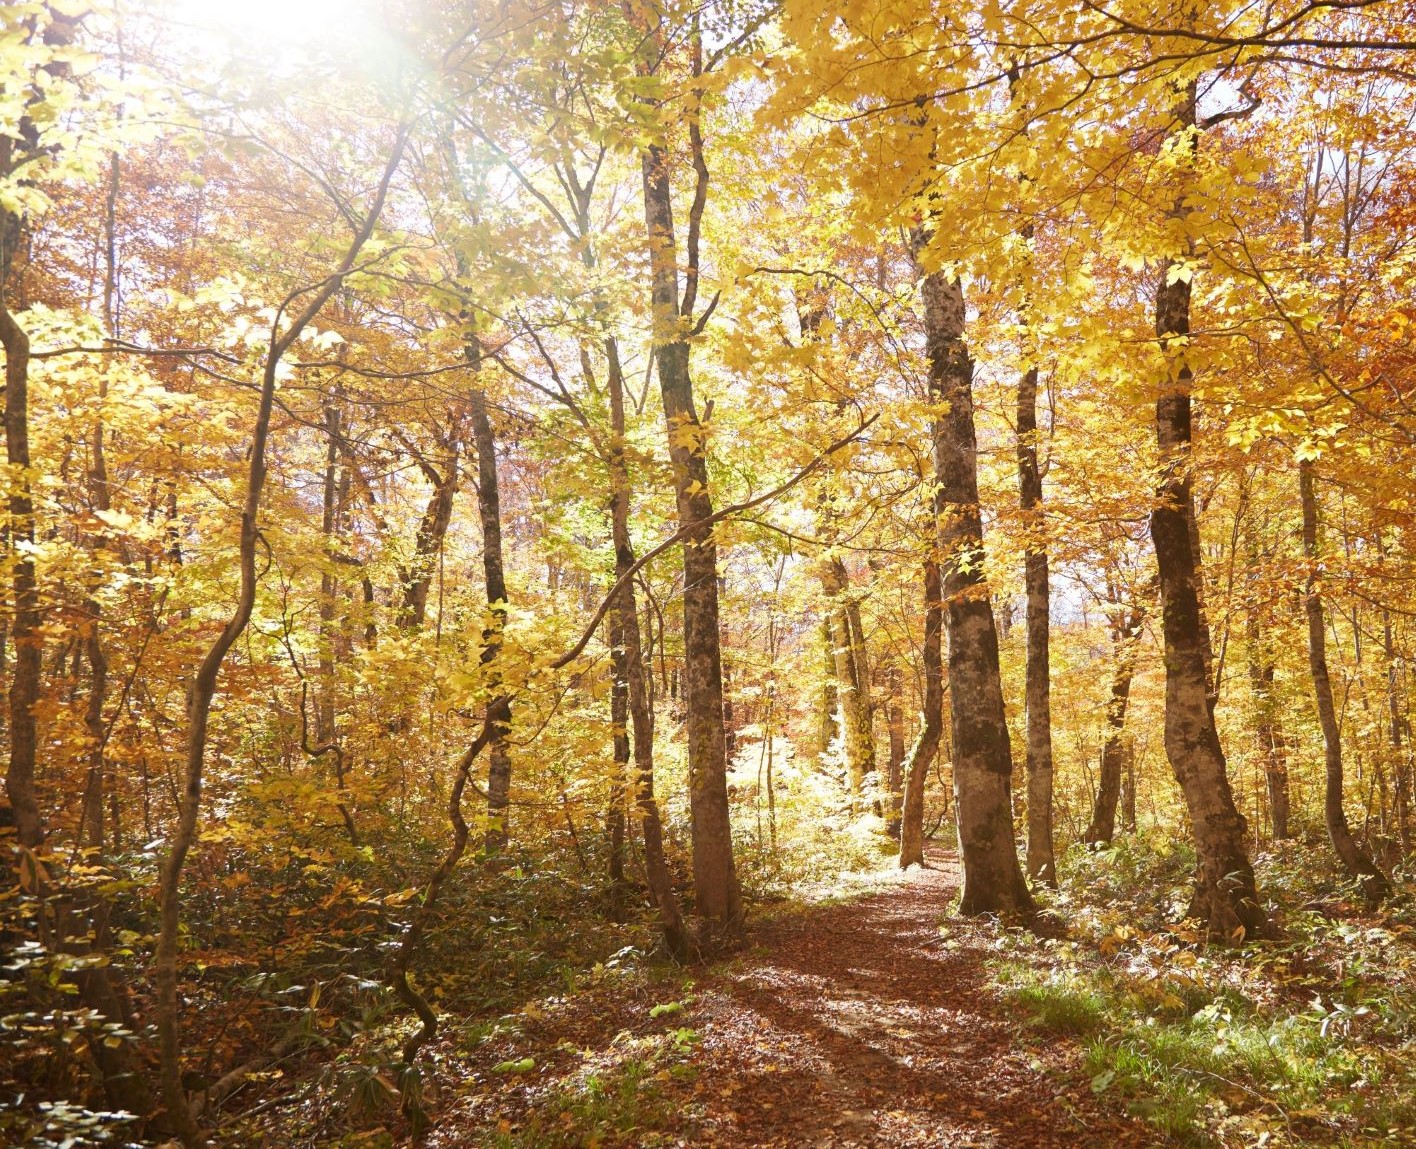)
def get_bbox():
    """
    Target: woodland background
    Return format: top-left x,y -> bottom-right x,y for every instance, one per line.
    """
3,0 -> 1416,1145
